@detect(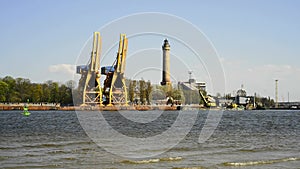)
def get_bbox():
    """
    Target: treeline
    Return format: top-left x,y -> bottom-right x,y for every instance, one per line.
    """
128,79 -> 199,105
0,76 -> 75,105
128,79 -> 152,105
